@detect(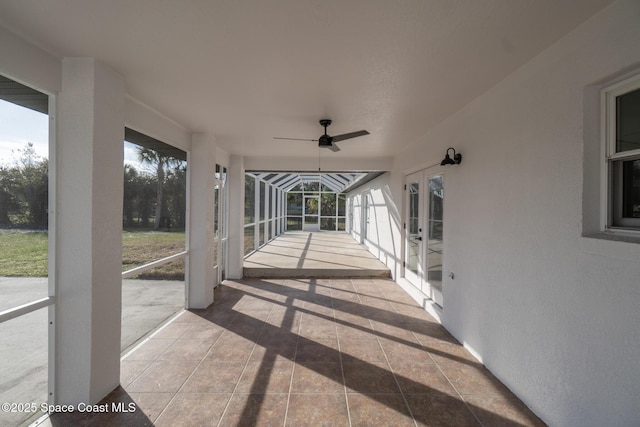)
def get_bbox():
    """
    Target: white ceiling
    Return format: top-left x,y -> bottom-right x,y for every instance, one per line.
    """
0,0 -> 613,160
